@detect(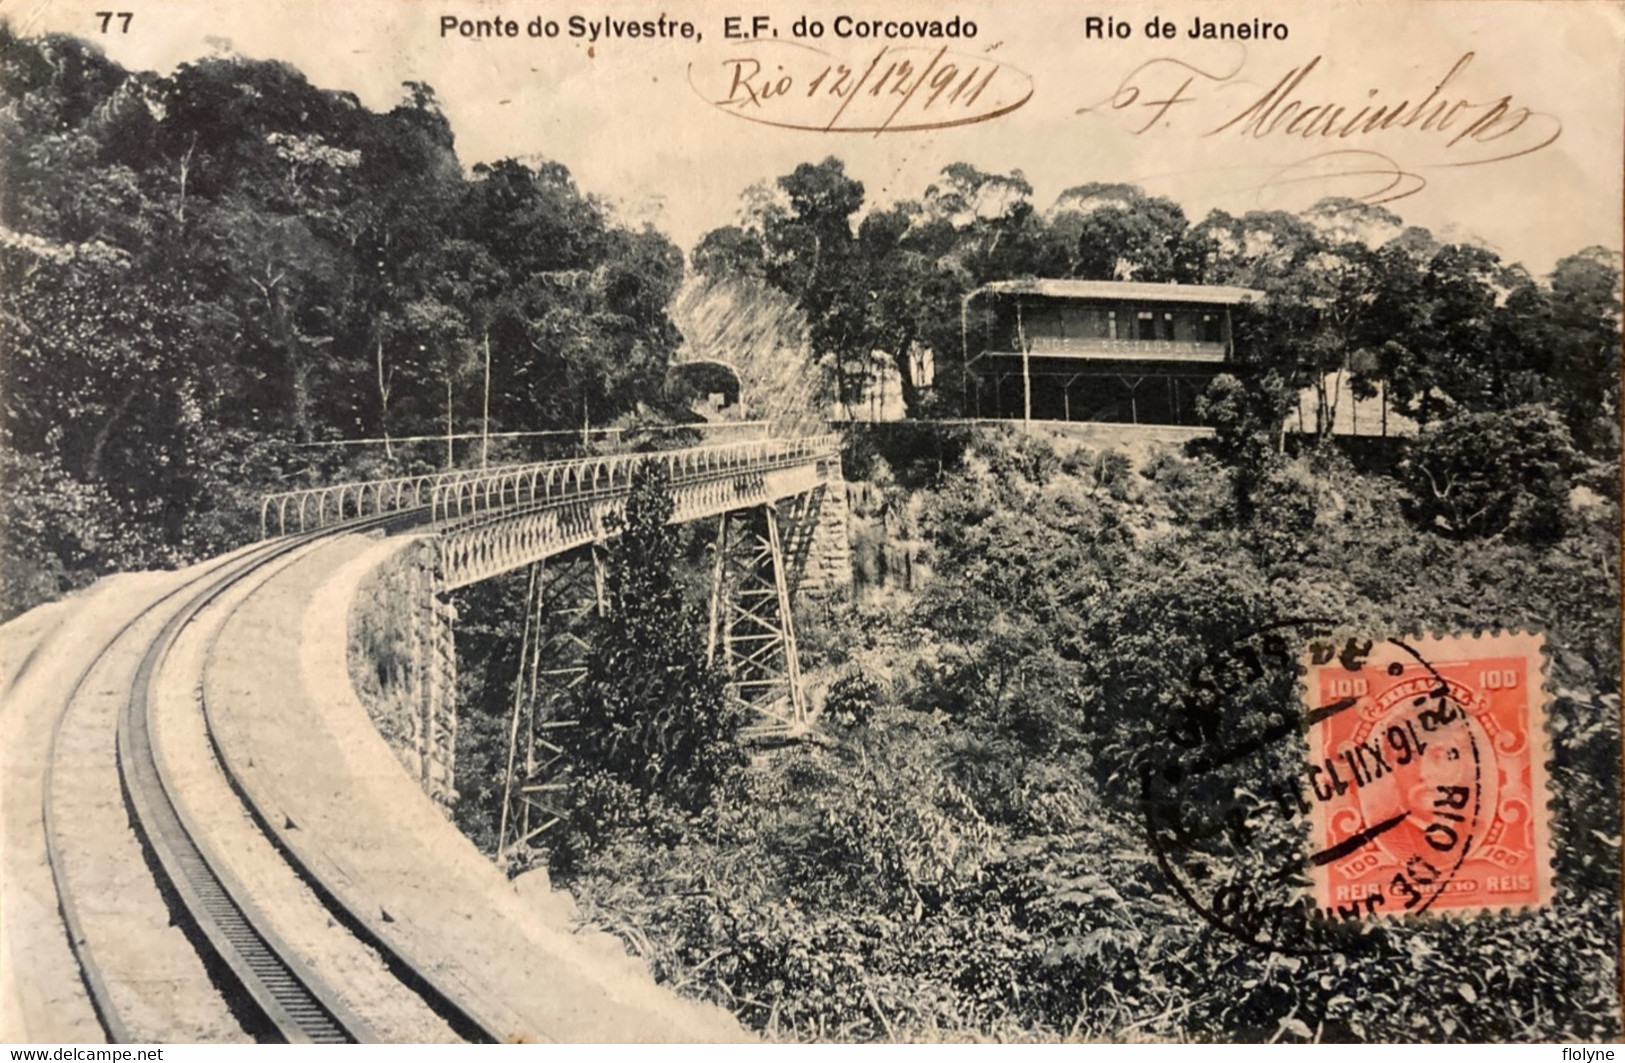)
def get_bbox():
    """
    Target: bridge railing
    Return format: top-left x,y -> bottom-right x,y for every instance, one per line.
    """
260,464 -> 497,537
258,435 -> 840,537
427,435 -> 840,525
